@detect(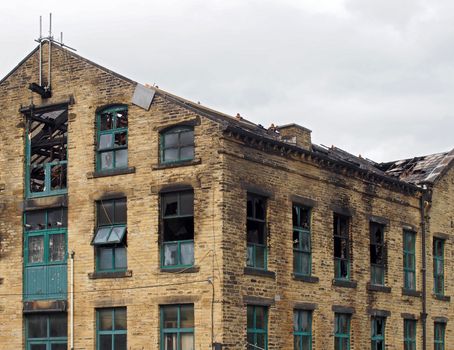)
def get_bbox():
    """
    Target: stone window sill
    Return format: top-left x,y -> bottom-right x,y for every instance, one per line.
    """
152,158 -> 201,170
88,167 -> 136,179
332,279 -> 357,289
88,270 -> 133,279
160,266 -> 200,274
293,274 -> 319,283
367,283 -> 392,293
402,288 -> 422,297
244,267 -> 276,279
